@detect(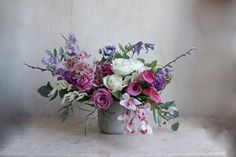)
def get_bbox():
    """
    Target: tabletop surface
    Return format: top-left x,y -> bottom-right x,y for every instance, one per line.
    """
0,117 -> 233,157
